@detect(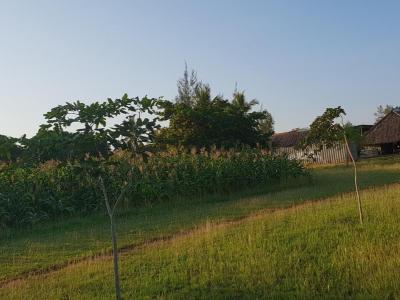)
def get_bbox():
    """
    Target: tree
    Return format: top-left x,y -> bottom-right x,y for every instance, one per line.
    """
343,122 -> 363,151
88,96 -> 160,300
32,94 -> 162,163
25,95 -> 162,299
98,171 -> 128,300
19,130 -> 84,163
231,90 -> 259,113
258,111 -> 274,138
0,135 -> 21,163
79,157 -> 129,300
374,105 -> 400,123
301,106 -> 364,224
157,71 -> 274,149
157,93 -> 273,148
176,63 -> 199,106
110,96 -> 161,156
